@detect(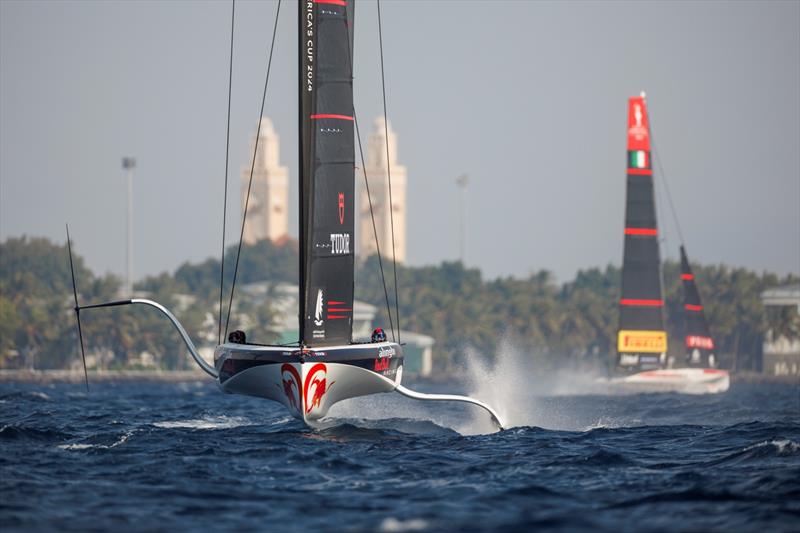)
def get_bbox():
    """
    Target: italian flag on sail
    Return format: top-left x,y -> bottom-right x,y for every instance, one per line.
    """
628,150 -> 649,169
